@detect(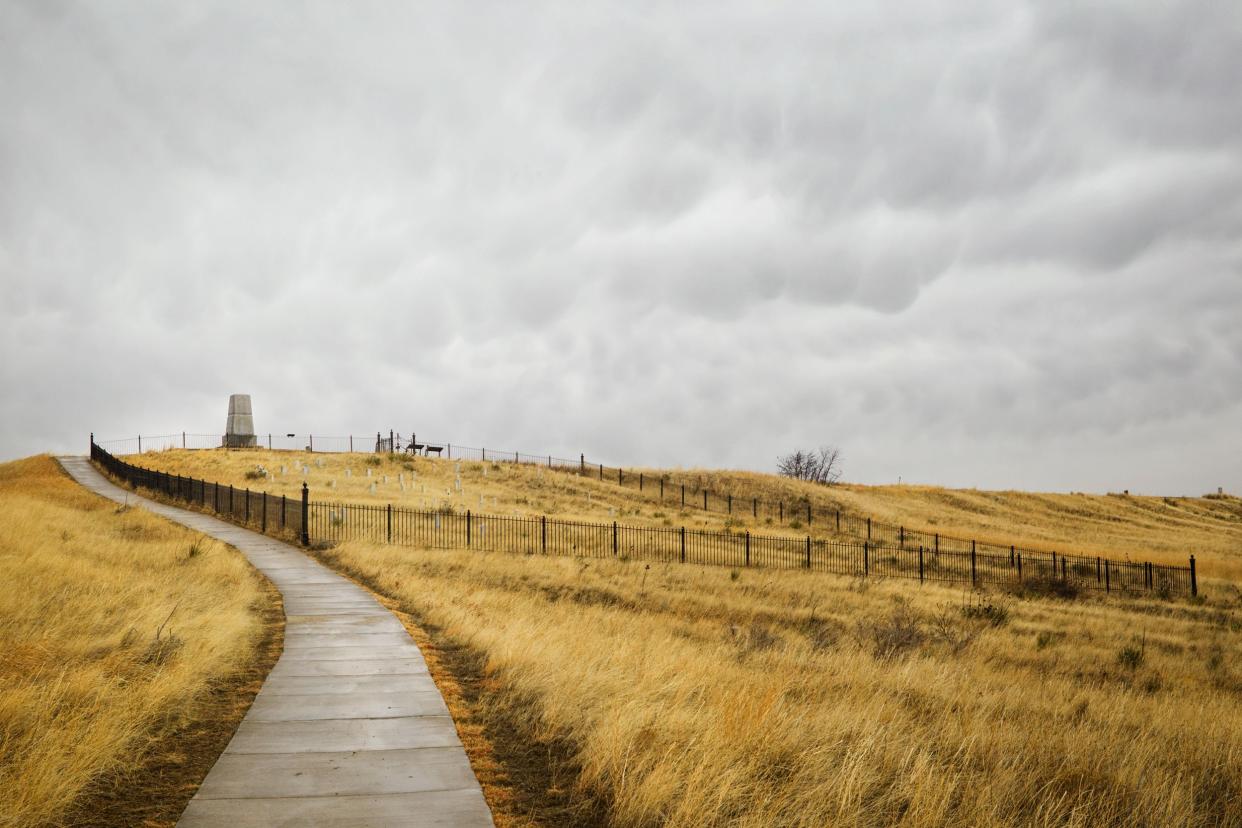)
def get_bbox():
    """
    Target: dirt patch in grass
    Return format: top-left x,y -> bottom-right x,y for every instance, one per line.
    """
63,573 -> 284,828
